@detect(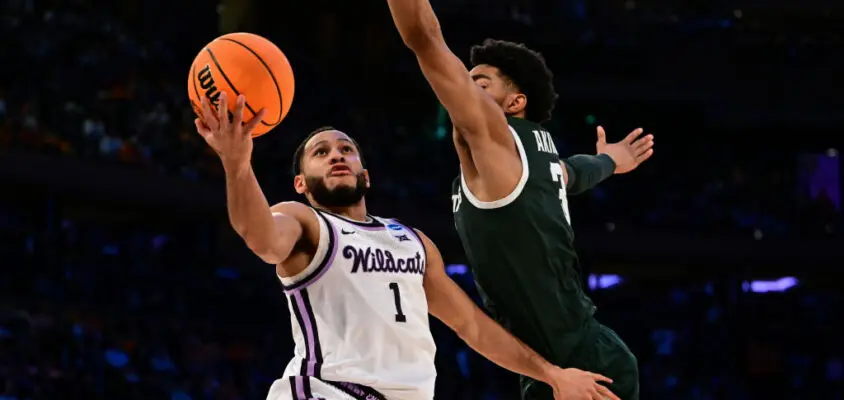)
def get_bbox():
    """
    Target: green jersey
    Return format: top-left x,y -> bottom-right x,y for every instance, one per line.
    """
451,117 -> 596,364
